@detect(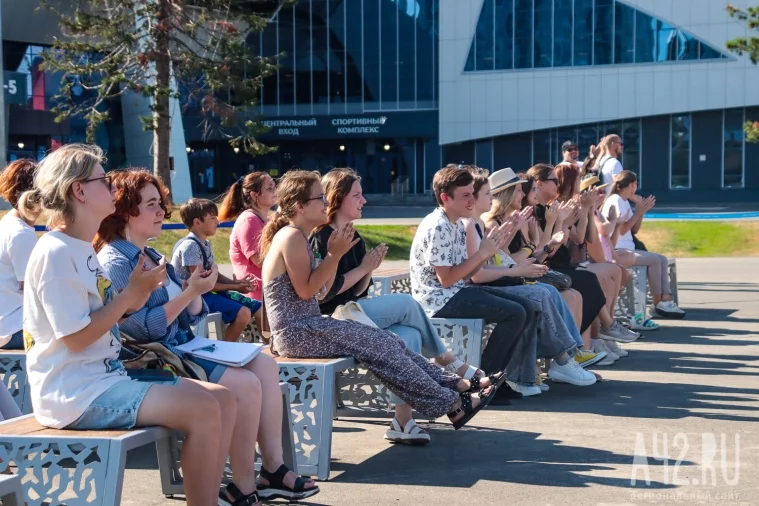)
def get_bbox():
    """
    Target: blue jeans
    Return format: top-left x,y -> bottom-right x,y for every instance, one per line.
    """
540,284 -> 584,348
358,294 -> 449,405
